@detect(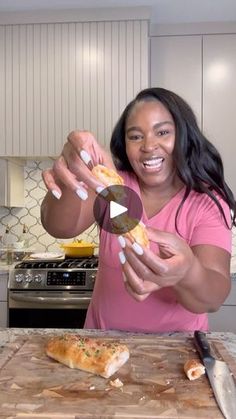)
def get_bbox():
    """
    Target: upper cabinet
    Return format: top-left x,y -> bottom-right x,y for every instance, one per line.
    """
0,158 -> 25,207
151,36 -> 202,126
0,20 -> 149,157
202,35 -> 236,198
151,33 -> 236,197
